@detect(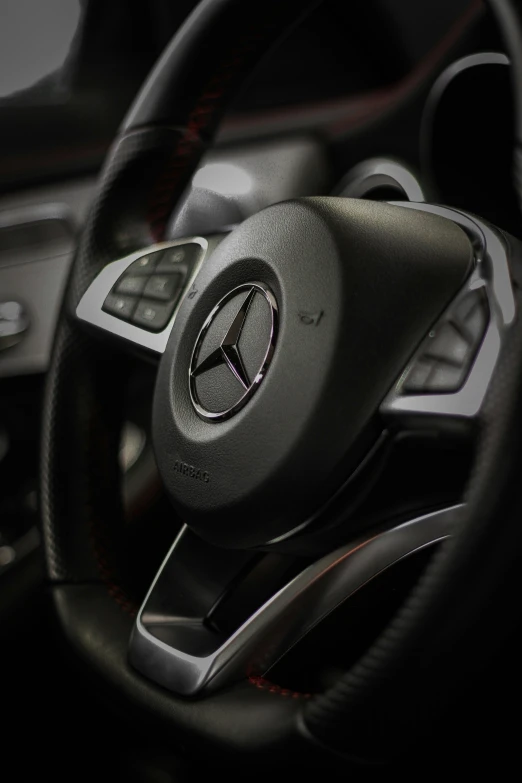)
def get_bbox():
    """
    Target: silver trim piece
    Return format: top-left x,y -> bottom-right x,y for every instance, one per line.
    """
336,158 -> 426,202
76,236 -> 215,354
381,203 -> 515,424
129,506 -> 459,696
189,283 -> 278,422
421,52 -> 510,182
